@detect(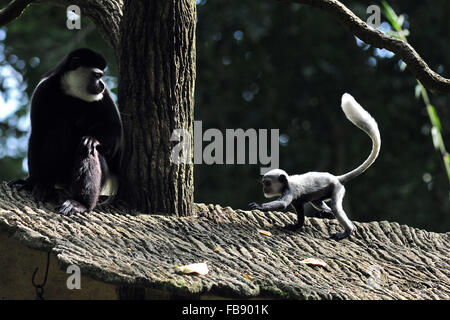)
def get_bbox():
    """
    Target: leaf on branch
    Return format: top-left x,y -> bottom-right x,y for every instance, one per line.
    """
427,105 -> 442,132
